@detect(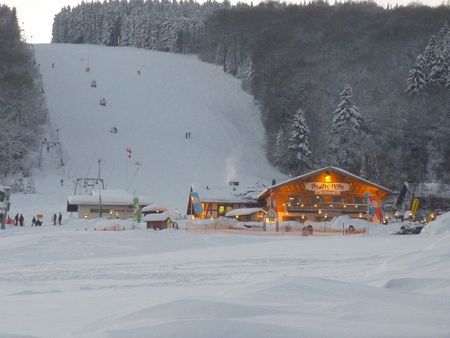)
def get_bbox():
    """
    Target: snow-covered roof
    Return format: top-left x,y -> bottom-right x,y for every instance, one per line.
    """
257,166 -> 392,200
141,205 -> 168,213
67,189 -> 152,206
143,211 -> 171,222
192,184 -> 264,204
225,208 -> 265,217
